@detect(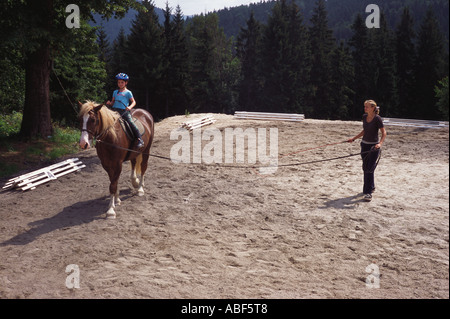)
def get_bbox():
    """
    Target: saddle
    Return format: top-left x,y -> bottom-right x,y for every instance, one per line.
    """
119,117 -> 146,141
